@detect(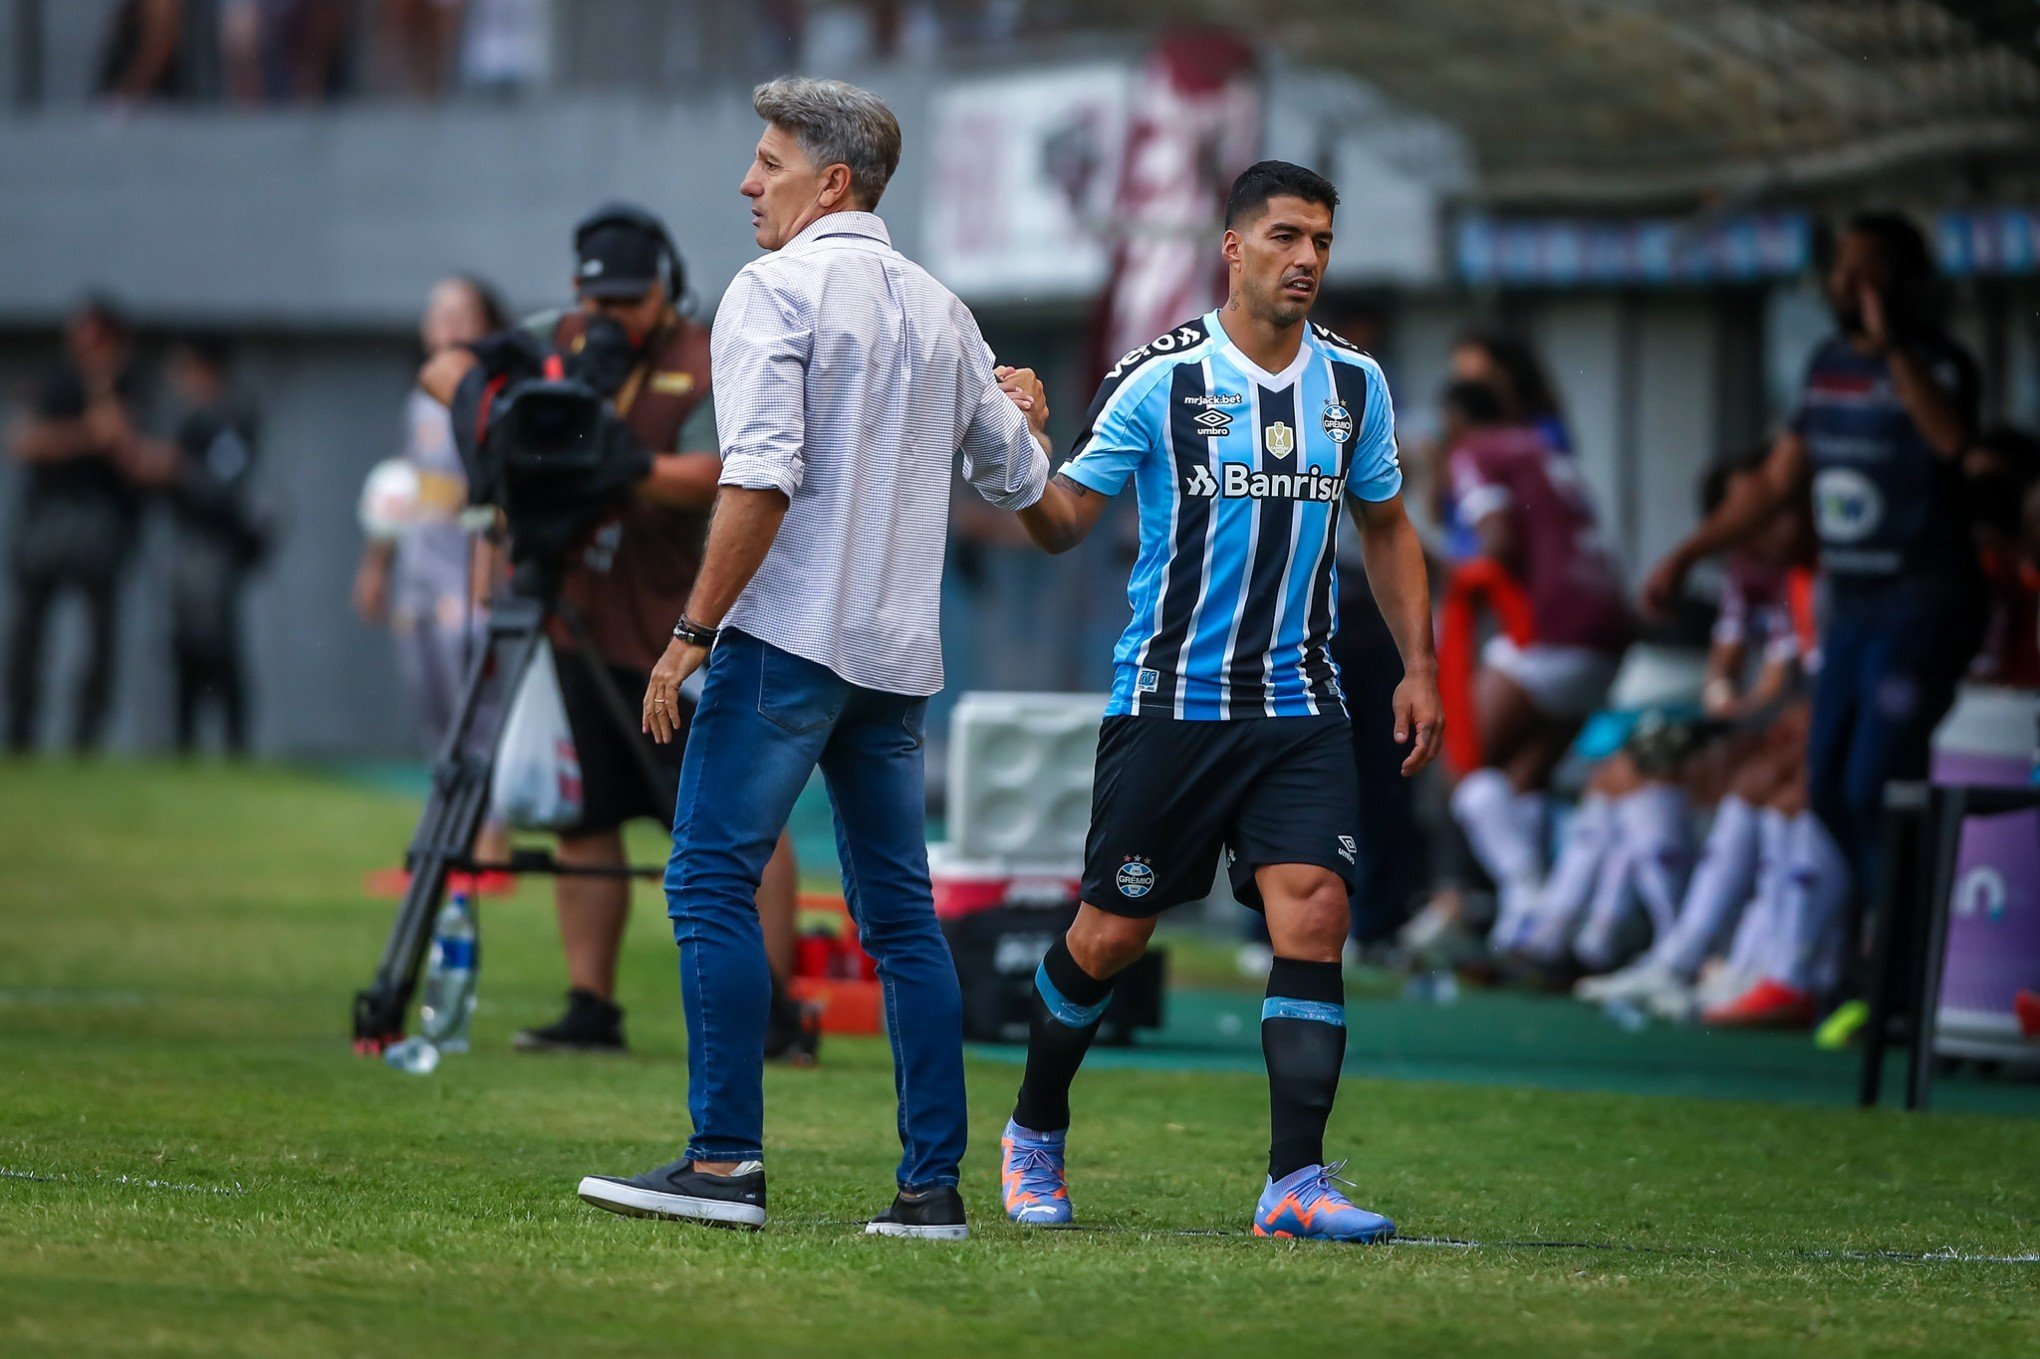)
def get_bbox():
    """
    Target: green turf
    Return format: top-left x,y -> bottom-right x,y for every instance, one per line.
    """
2,761 -> 2036,1358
